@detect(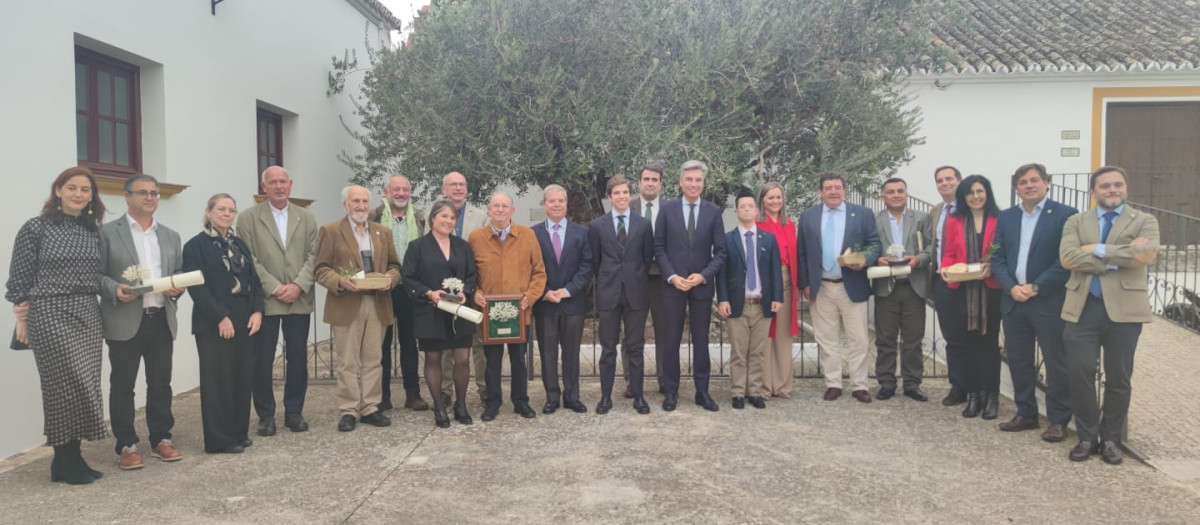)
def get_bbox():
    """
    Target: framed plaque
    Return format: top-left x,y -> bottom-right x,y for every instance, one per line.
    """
481,293 -> 527,344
